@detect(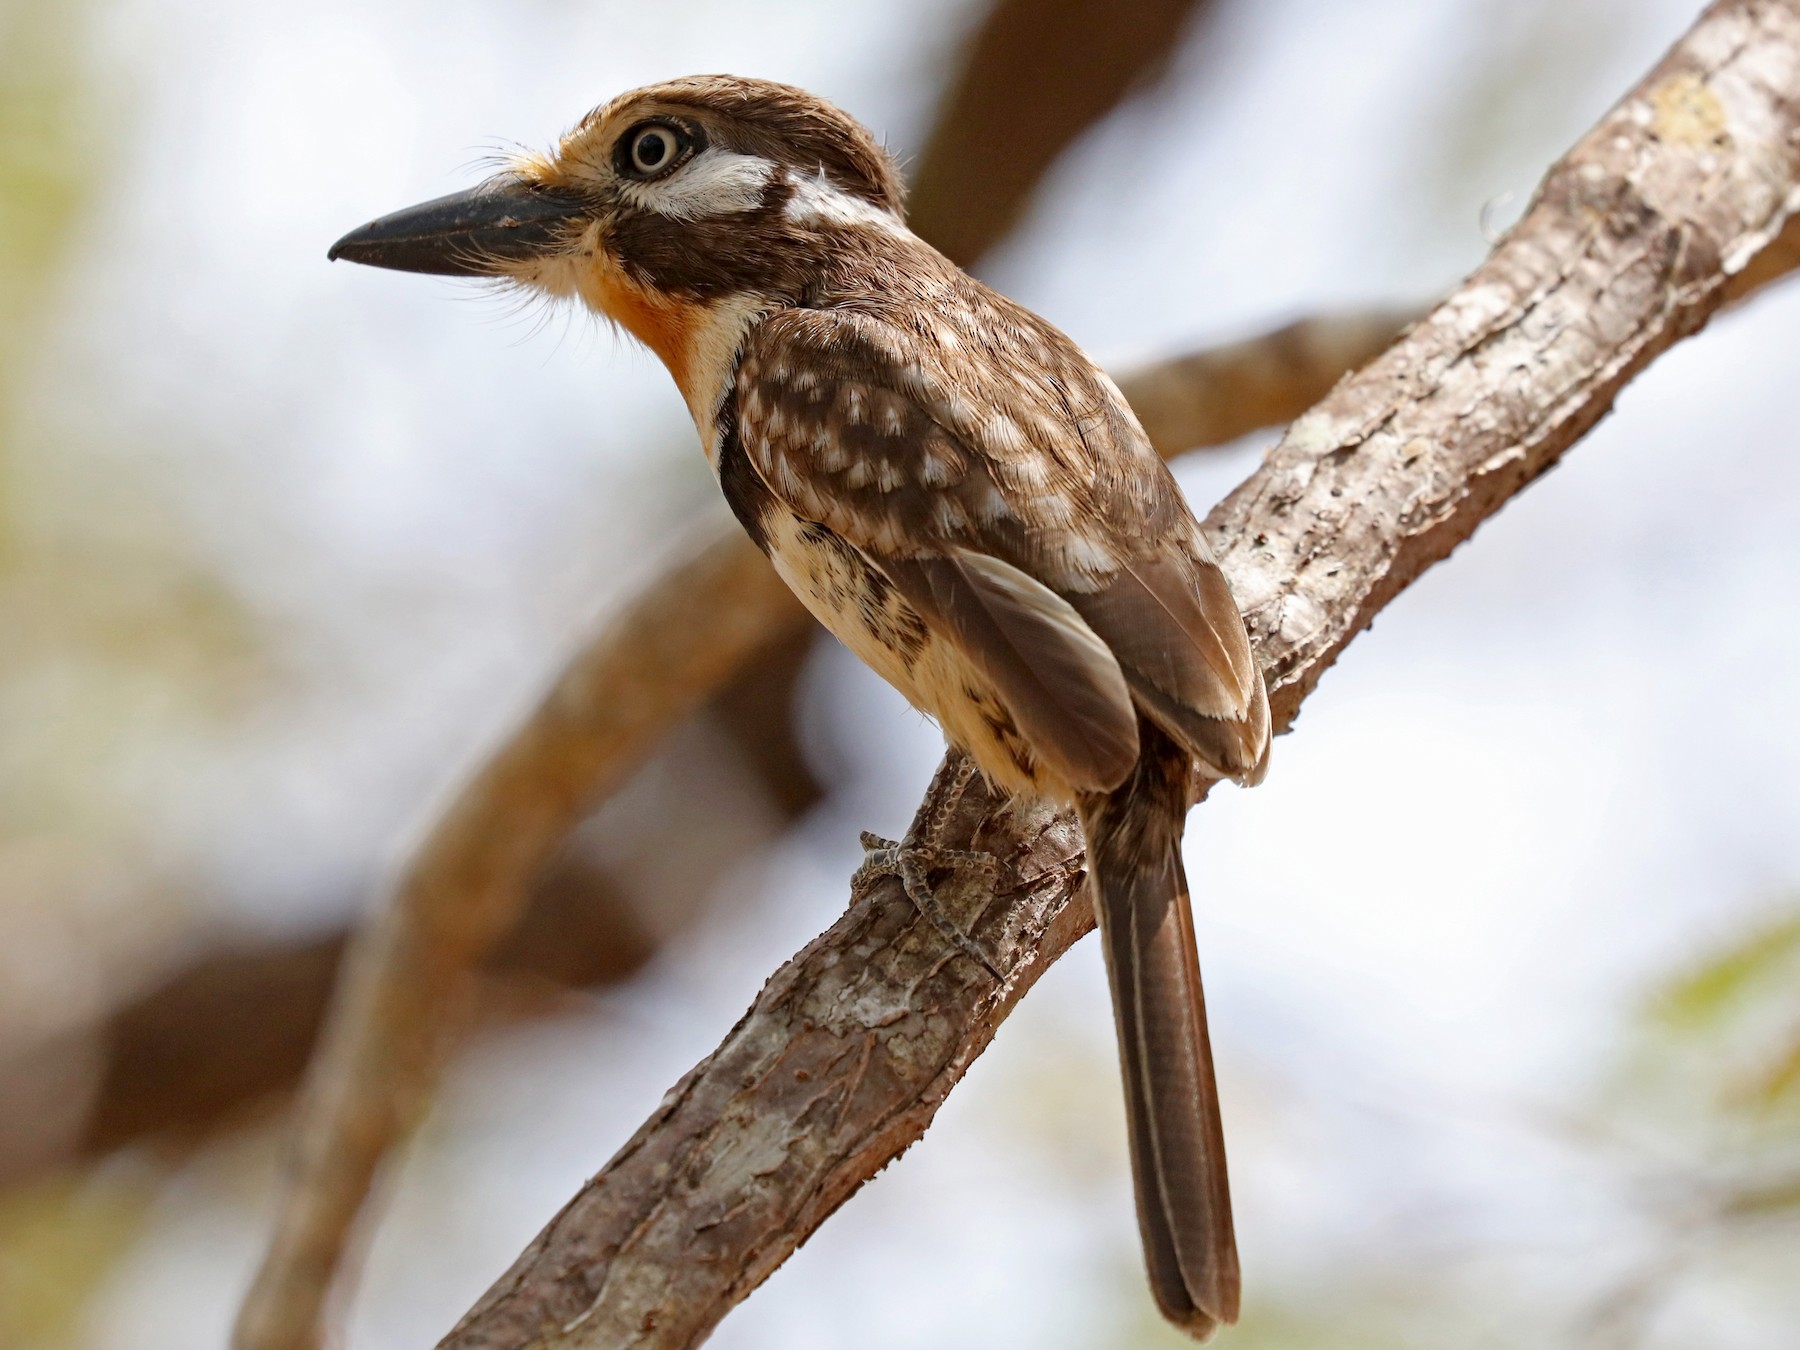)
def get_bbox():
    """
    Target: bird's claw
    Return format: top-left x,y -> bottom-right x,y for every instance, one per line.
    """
853,831 -> 1004,980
